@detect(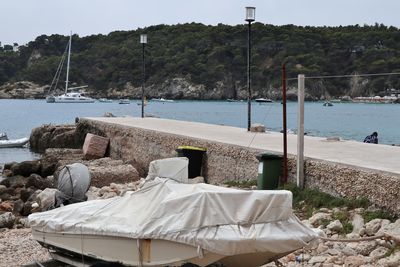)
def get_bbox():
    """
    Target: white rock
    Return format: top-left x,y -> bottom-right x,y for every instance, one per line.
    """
0,212 -> 15,228
327,220 -> 343,232
365,219 -> 382,236
369,246 -> 389,260
36,188 -> 59,211
344,255 -> 364,267
342,245 -> 357,256
309,255 -> 328,264
352,241 -> 377,256
351,213 -> 365,235
309,212 -> 332,227
377,251 -> 400,266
